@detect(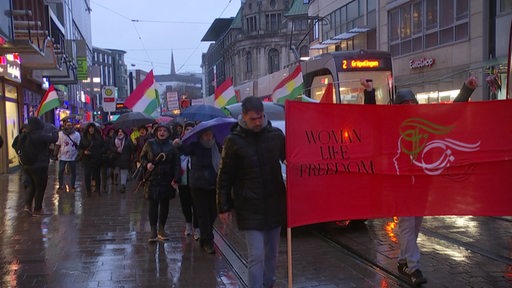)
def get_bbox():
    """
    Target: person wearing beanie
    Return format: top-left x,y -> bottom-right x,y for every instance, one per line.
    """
140,123 -> 181,242
361,76 -> 477,286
